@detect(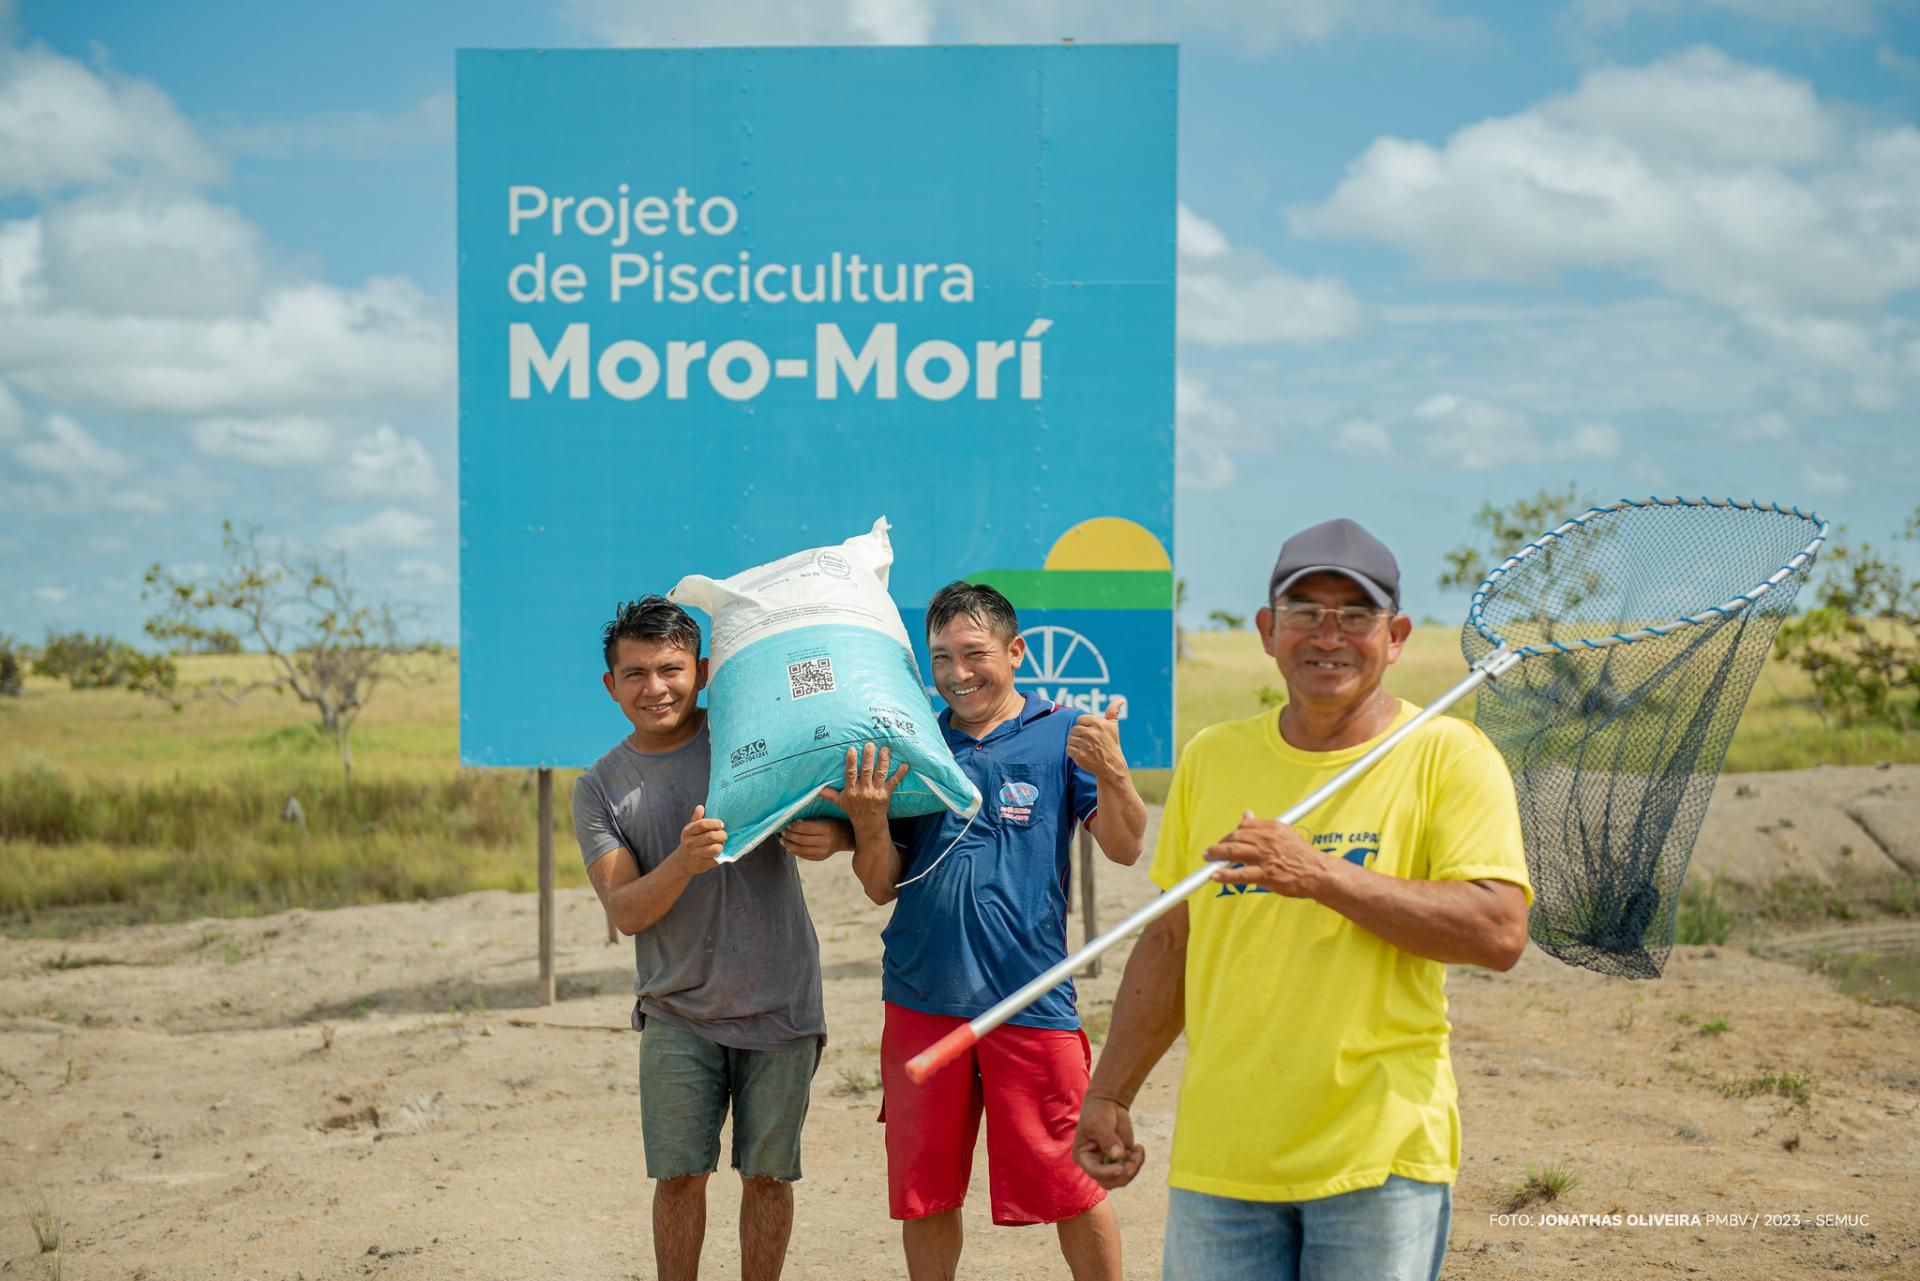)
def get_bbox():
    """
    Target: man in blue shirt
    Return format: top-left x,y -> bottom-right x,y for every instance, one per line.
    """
830,581 -> 1148,1281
